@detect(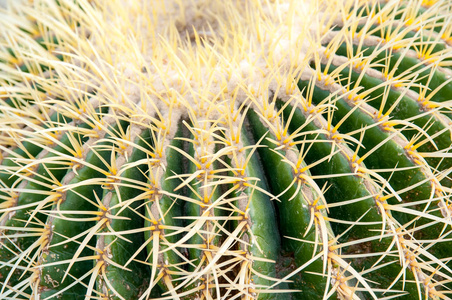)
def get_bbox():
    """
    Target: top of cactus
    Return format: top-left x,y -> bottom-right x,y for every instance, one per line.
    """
72,0 -> 321,128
